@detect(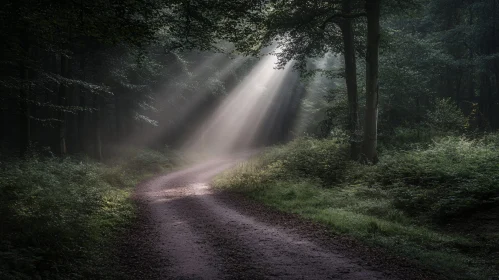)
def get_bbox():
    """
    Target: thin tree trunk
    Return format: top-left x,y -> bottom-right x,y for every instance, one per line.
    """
78,90 -> 86,153
495,69 -> 499,127
19,35 -> 30,158
58,54 -> 68,155
77,52 -> 86,153
19,60 -> 30,157
494,0 -> 499,128
341,0 -> 361,161
115,93 -> 122,142
92,94 -> 103,160
468,6 -> 475,102
124,97 -> 133,139
479,73 -> 492,129
362,0 -> 381,163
